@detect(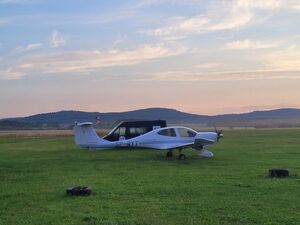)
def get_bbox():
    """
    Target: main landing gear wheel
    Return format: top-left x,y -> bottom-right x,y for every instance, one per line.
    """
178,147 -> 185,160
178,154 -> 186,160
166,151 -> 173,158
